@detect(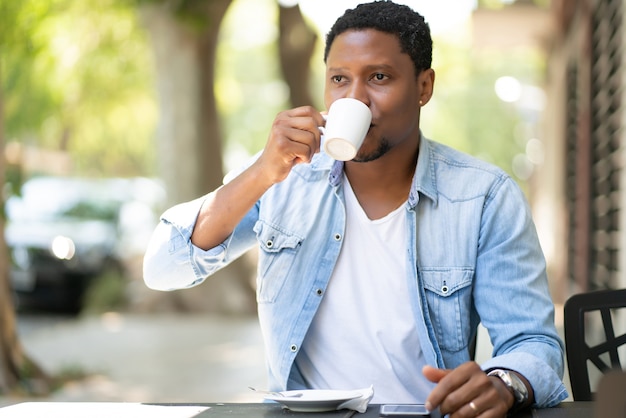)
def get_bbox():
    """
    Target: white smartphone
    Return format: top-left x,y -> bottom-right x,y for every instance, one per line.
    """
379,404 -> 431,417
